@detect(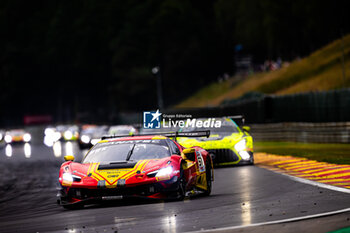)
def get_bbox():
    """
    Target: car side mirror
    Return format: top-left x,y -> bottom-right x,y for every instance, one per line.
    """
64,155 -> 75,161
242,126 -> 250,132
